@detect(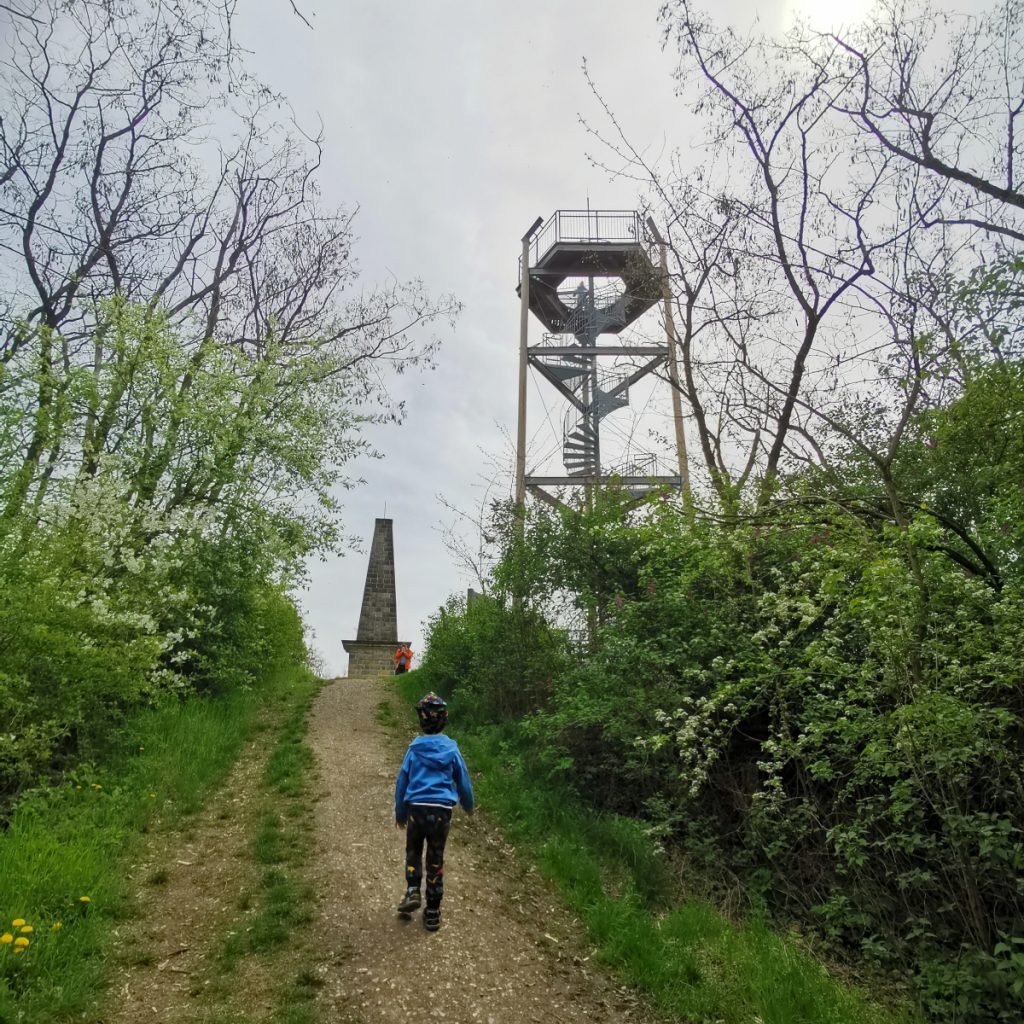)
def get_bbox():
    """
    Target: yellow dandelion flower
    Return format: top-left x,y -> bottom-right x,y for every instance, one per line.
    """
12,947 -> 24,955
1,933 -> 12,944
75,785 -> 82,790
52,922 -> 62,932
79,896 -> 91,904
14,937 -> 28,948
11,919 -> 24,928
149,792 -> 156,799
90,783 -> 102,790
19,925 -> 32,934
